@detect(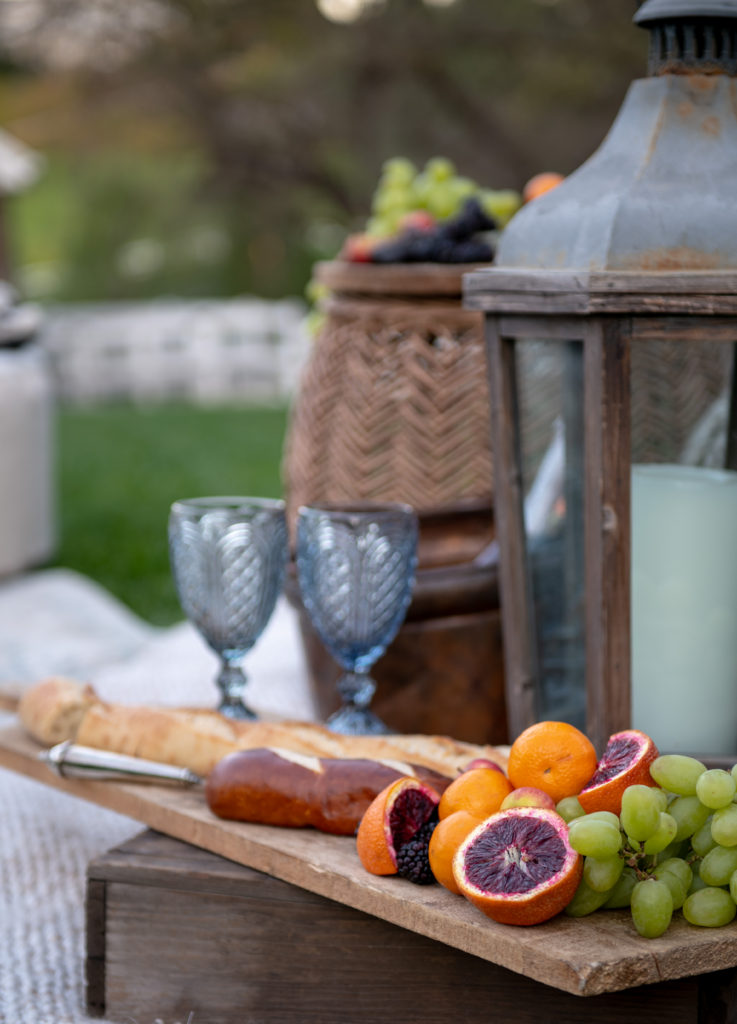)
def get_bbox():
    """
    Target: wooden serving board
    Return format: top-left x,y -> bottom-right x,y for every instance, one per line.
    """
2,721 -> 737,1000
